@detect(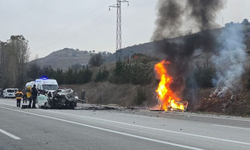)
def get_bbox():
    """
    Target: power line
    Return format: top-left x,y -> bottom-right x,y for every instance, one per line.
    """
35,4 -> 131,51
32,0 -> 113,43
35,11 -> 113,51
132,2 -> 155,8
